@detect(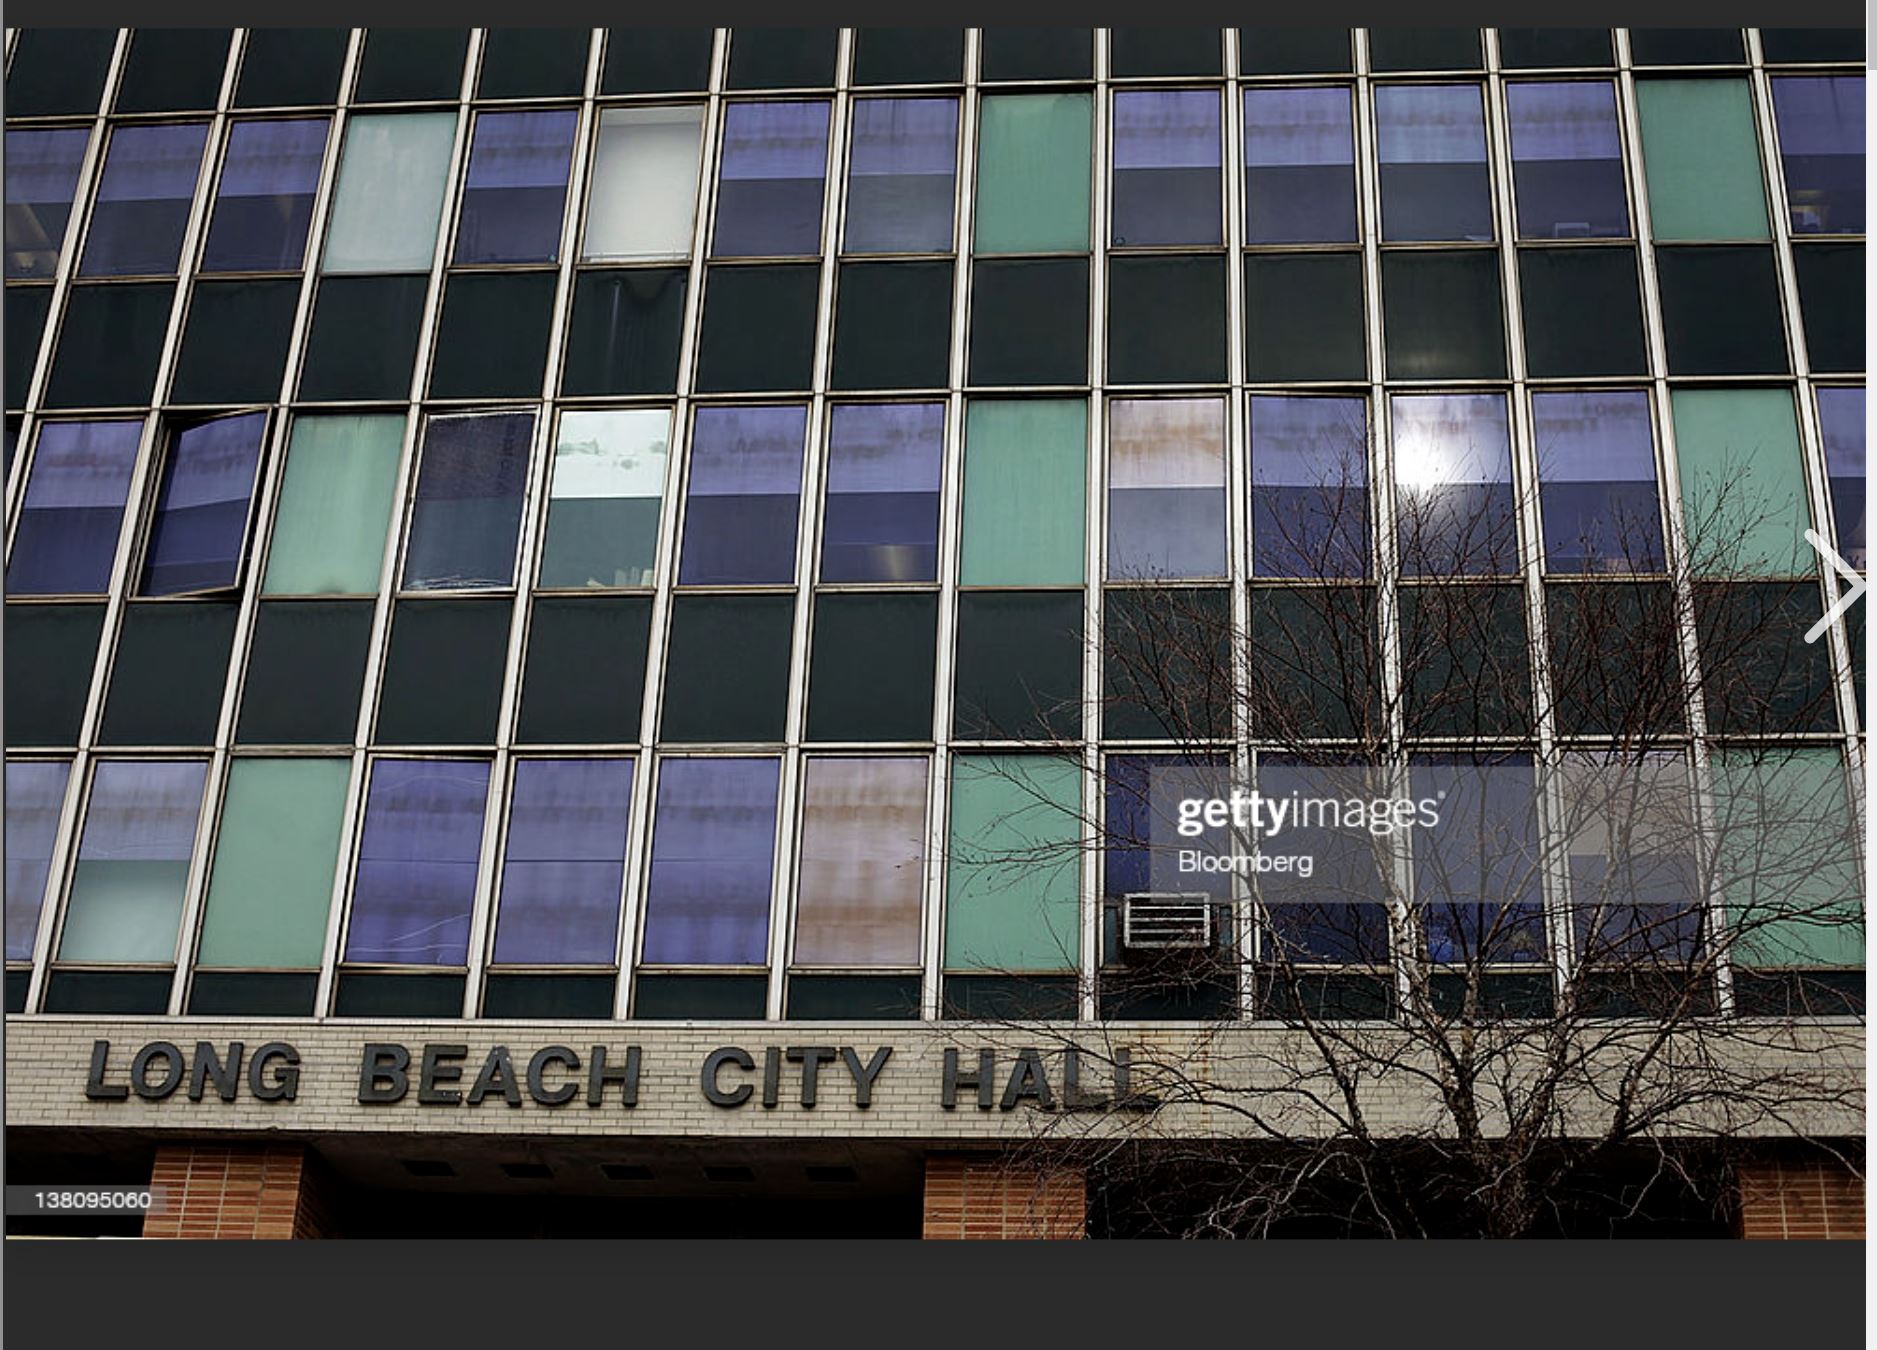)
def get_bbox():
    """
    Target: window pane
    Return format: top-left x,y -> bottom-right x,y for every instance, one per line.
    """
821,402 -> 943,583
1518,246 -> 1647,377
1773,77 -> 1865,235
1250,394 -> 1369,578
7,420 -> 141,596
1671,388 -> 1810,576
1818,387 -> 1865,570
1243,87 -> 1356,245
401,412 -> 534,591
1391,393 -> 1516,576
845,97 -> 957,253
322,112 -> 458,274
1634,80 -> 1768,241
1555,751 -> 1701,963
961,399 -> 1086,585
1112,89 -> 1220,247
694,262 -> 820,394
806,593 -> 937,740
79,122 -> 209,276
584,105 -> 704,262
1533,391 -> 1663,574
967,257 -> 1088,386
1380,250 -> 1507,380
661,595 -> 793,743
454,110 -> 578,265
1410,754 -> 1546,964
678,405 -> 806,585
794,755 -> 927,967
1255,756 -> 1391,964
1108,397 -> 1225,579
345,759 -> 489,966
493,758 -> 634,965
1375,85 -> 1491,242
712,101 -> 830,258
1655,245 -> 1786,376
263,414 -> 406,596
945,755 -> 1080,972
140,413 -> 268,597
642,757 -> 779,966
5,127 -> 90,279
955,591 -> 1083,741
200,118 -> 328,272
5,759 -> 69,960
1506,82 -> 1627,239
197,757 -> 349,968
58,759 -> 207,963
974,93 -> 1091,254
541,409 -> 669,589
